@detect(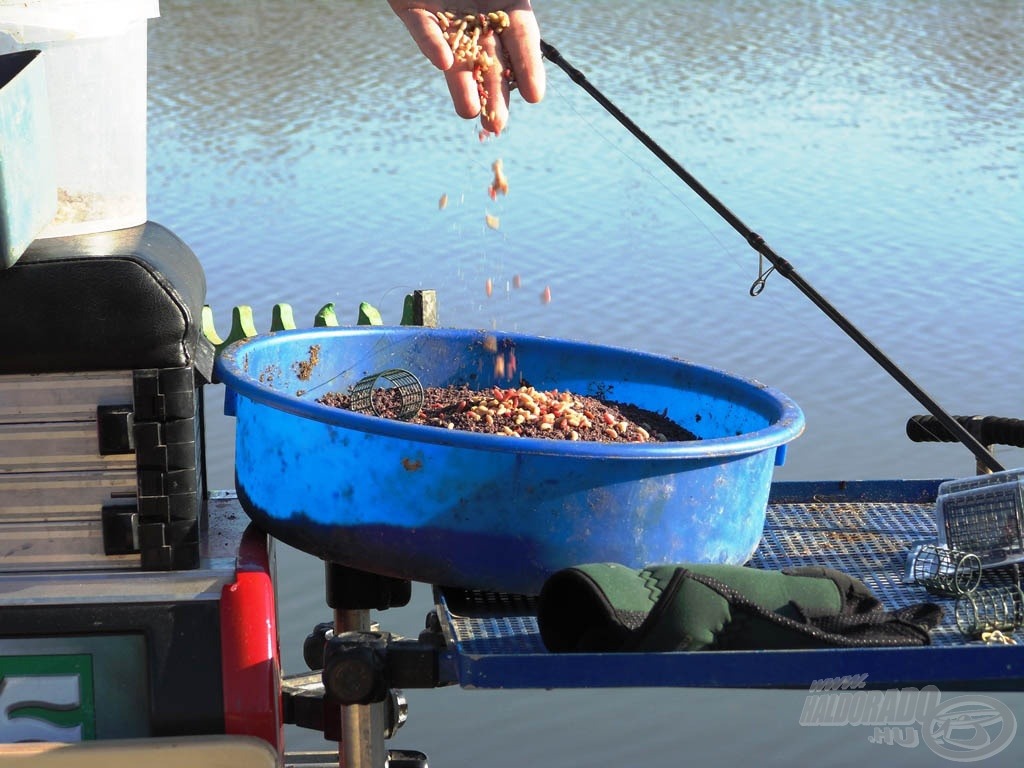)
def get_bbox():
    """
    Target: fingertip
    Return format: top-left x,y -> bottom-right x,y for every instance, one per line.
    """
454,102 -> 482,120
519,76 -> 546,104
443,67 -> 482,118
481,107 -> 508,135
